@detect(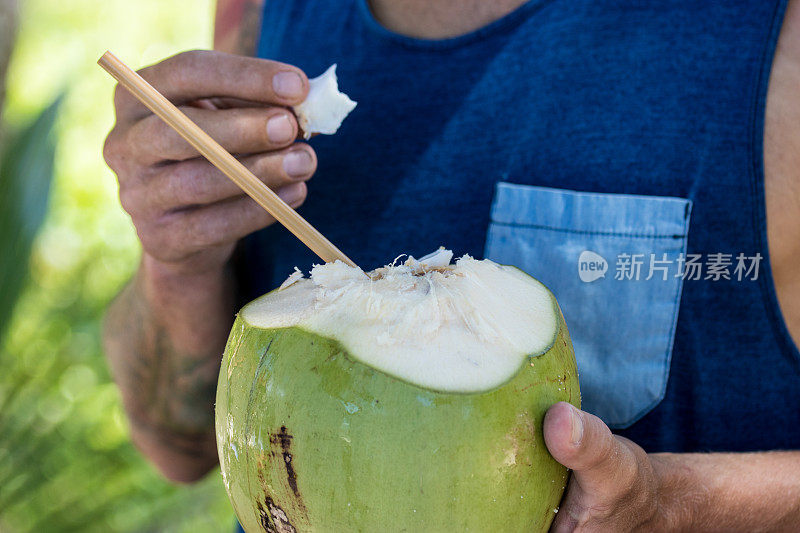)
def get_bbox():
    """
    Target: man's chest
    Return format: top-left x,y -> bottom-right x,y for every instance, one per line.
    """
254,2 -> 796,331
